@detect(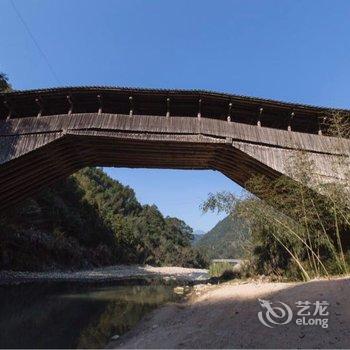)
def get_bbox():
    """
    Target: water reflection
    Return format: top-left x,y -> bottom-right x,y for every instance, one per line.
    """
0,282 -> 179,349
